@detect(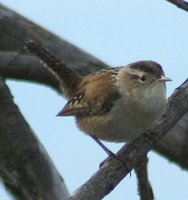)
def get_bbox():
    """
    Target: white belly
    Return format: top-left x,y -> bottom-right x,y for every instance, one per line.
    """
76,81 -> 166,142
76,95 -> 165,142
